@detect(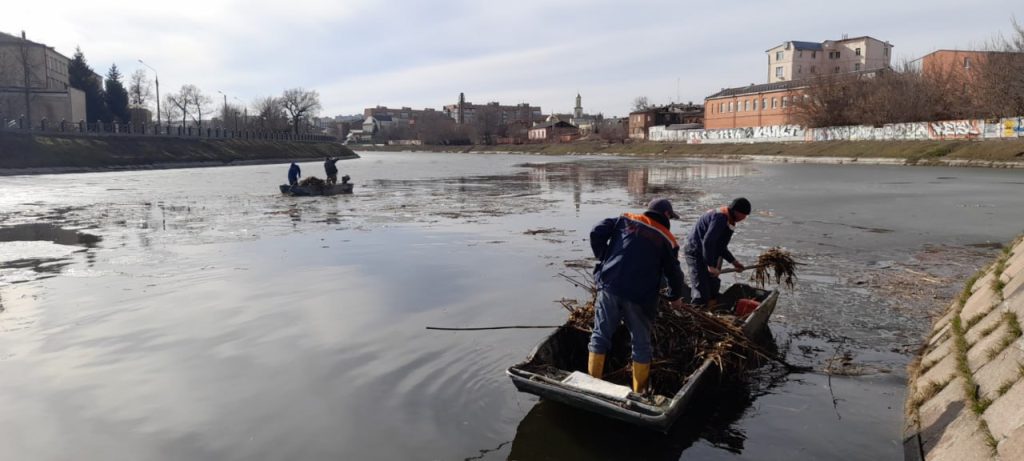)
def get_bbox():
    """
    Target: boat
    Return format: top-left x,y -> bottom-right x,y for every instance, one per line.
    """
506,283 -> 778,432
278,182 -> 354,196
